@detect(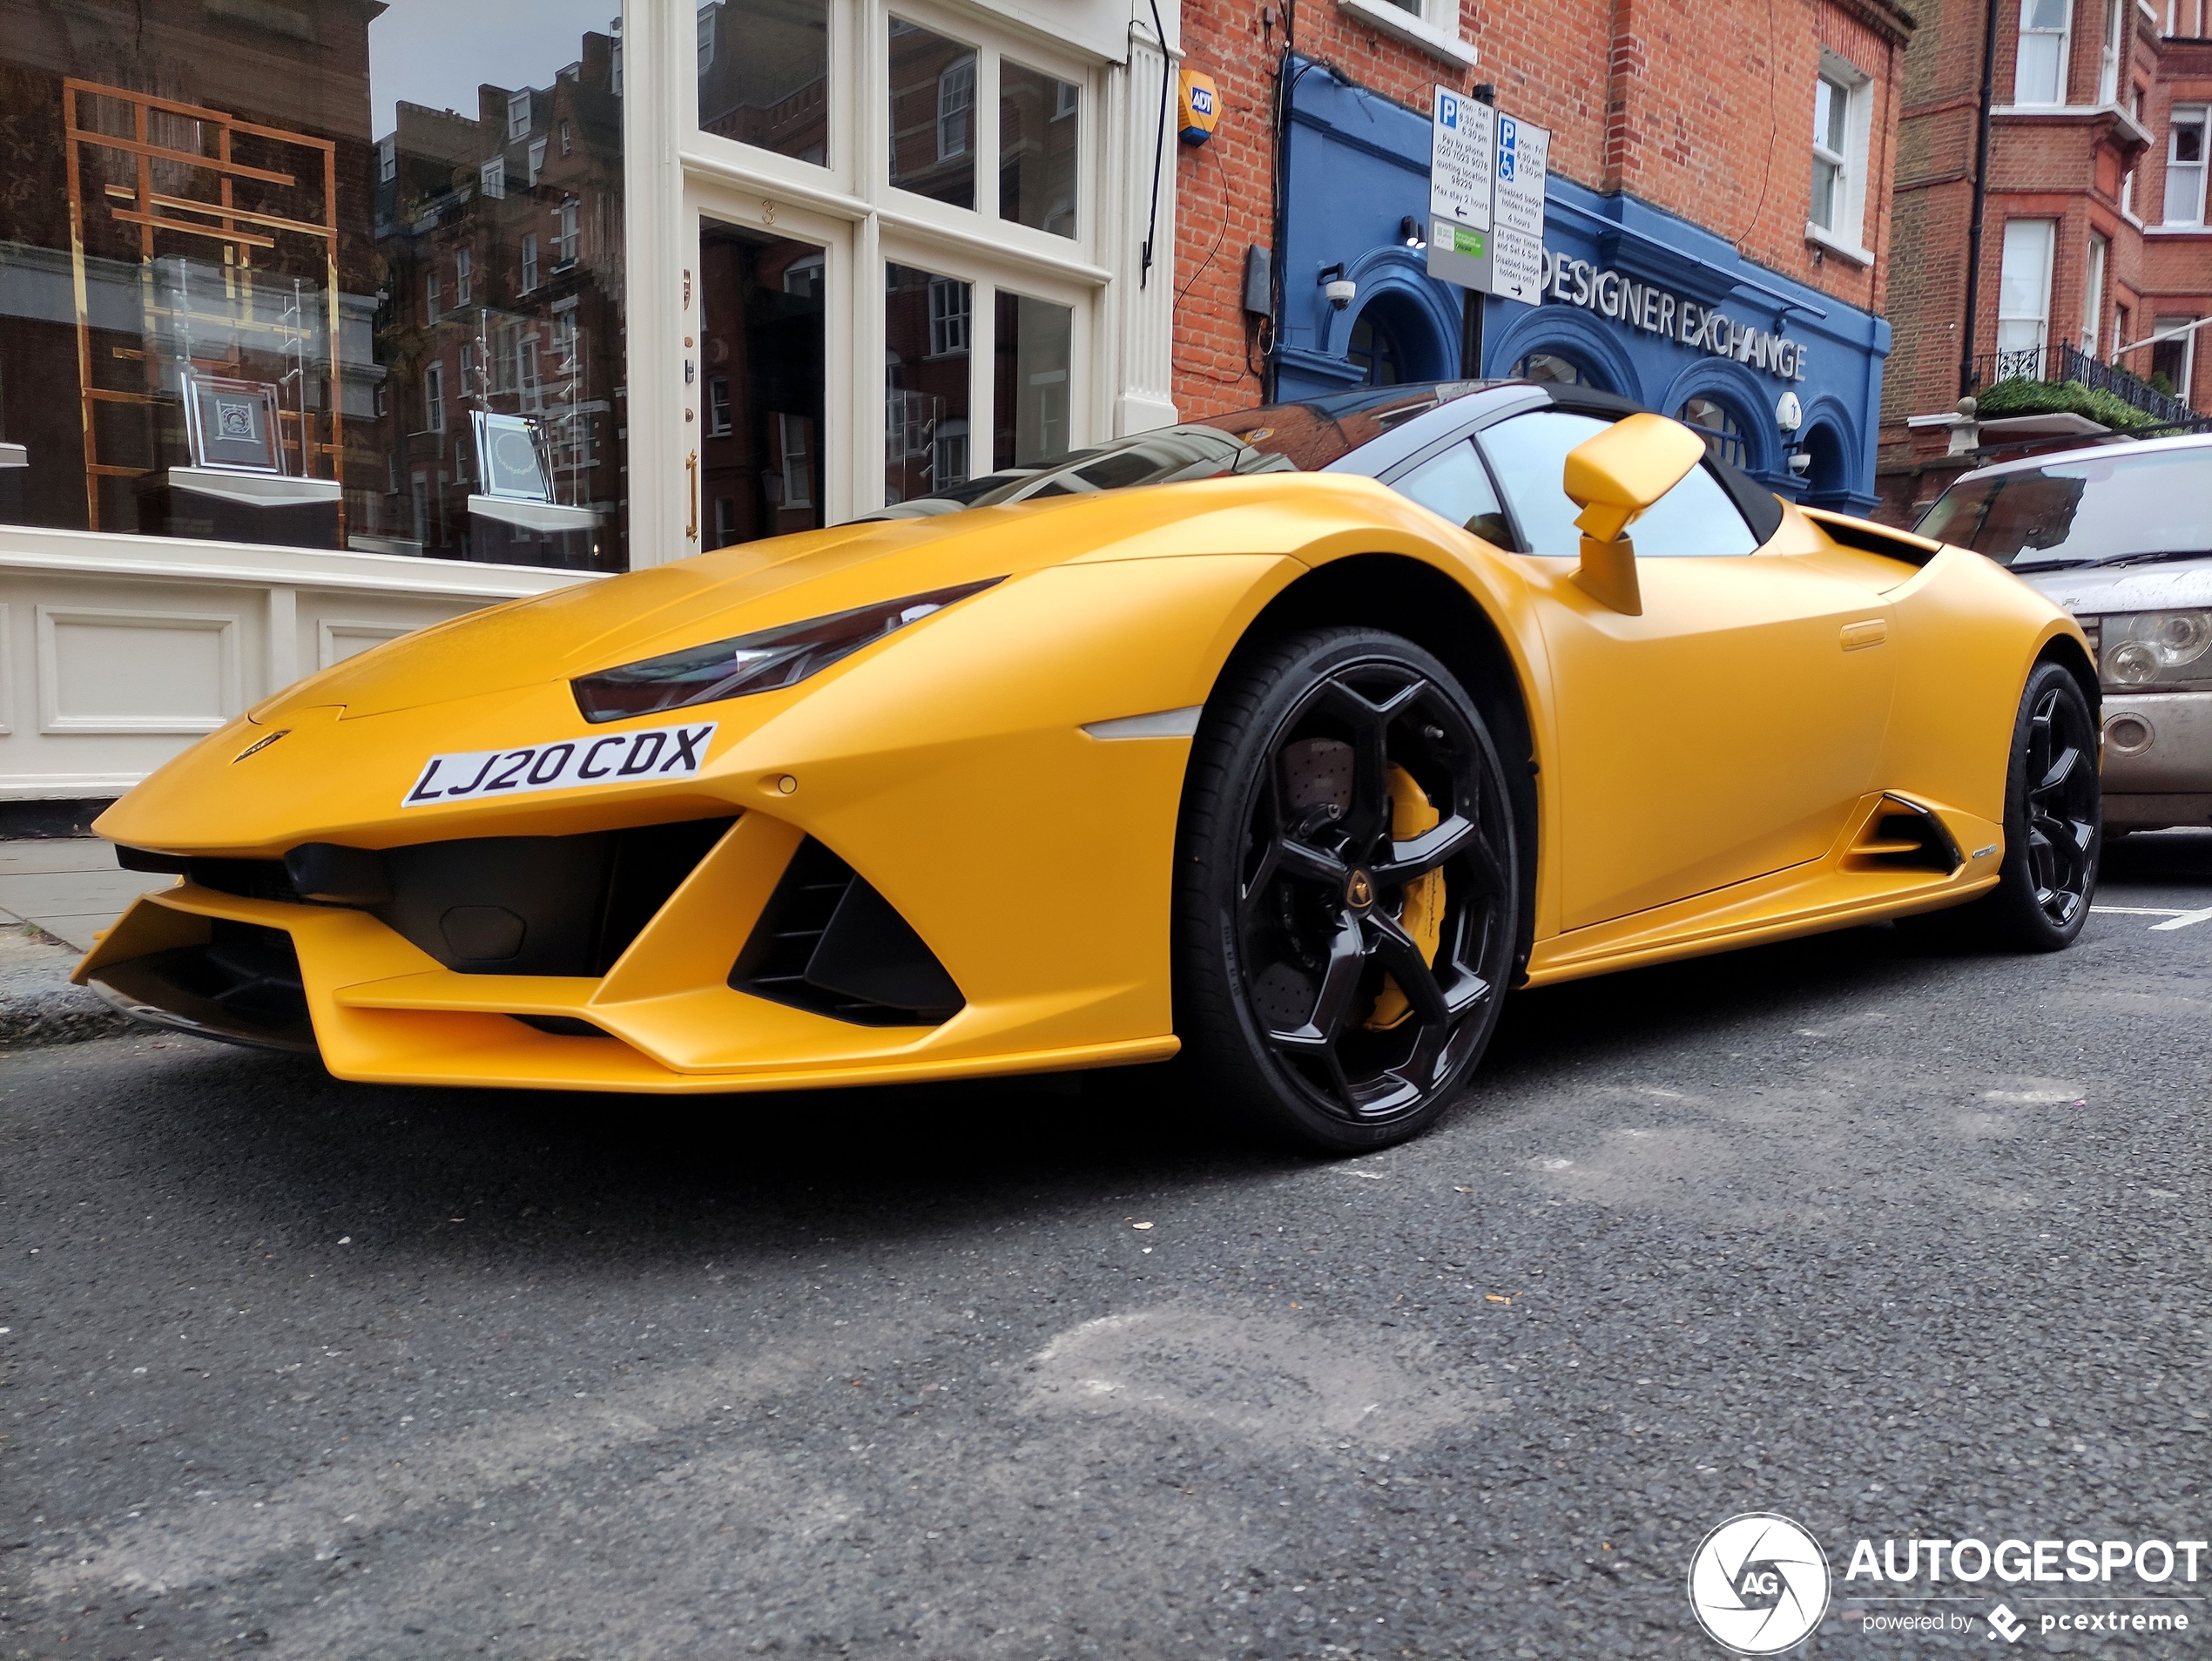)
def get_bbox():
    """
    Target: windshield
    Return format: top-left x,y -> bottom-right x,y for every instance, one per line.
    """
872,383 -> 1497,517
1916,447 -> 2212,569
